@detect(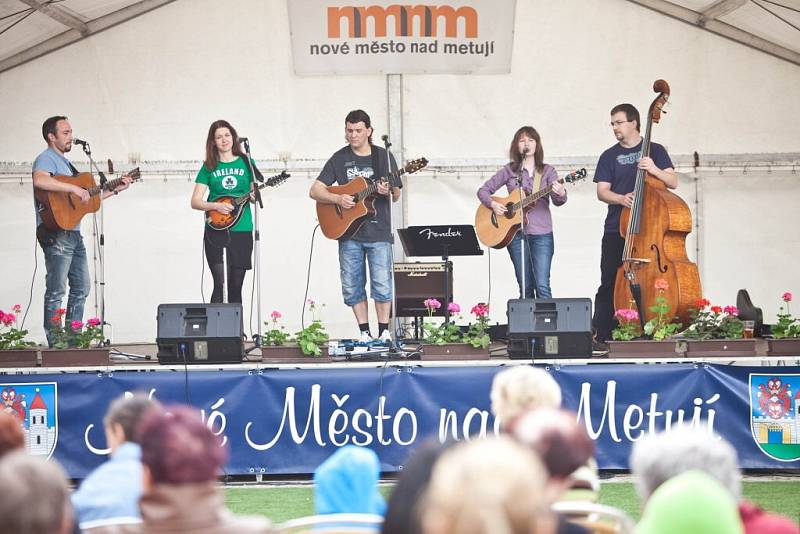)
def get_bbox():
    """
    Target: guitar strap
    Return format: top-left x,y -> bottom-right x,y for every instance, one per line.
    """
532,170 -> 542,194
370,144 -> 382,184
